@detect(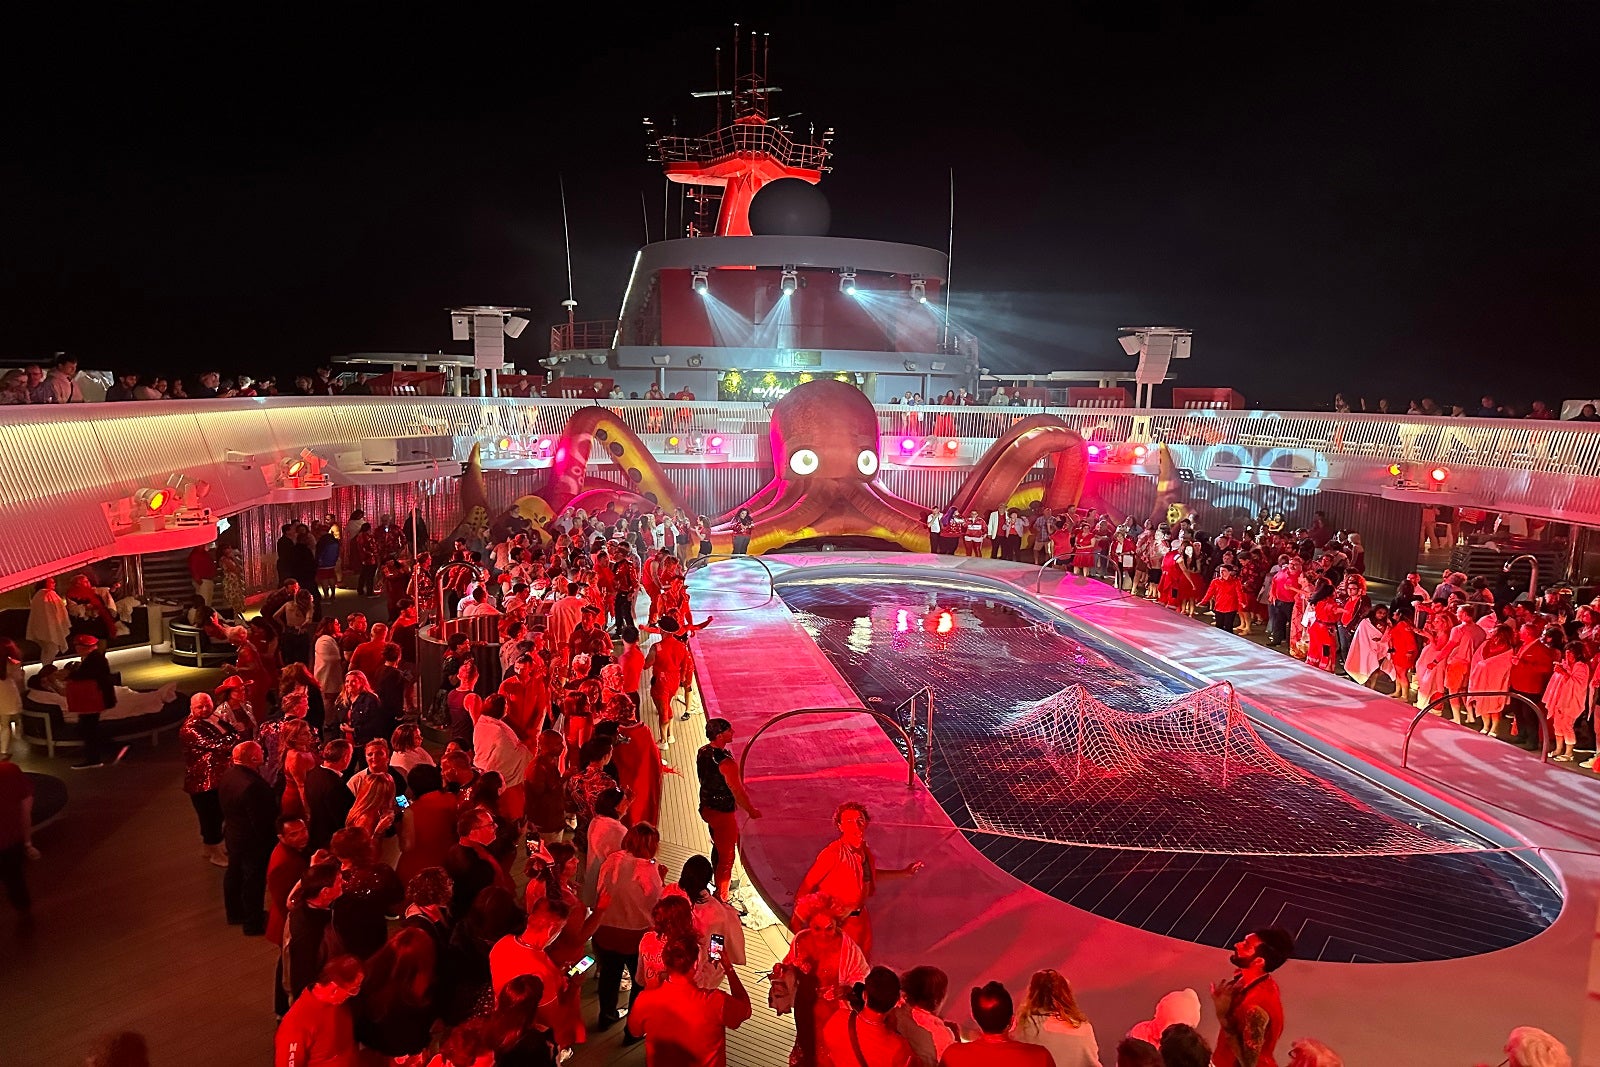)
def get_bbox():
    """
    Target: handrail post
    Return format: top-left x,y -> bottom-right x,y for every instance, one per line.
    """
1401,690 -> 1550,769
925,690 -> 935,782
